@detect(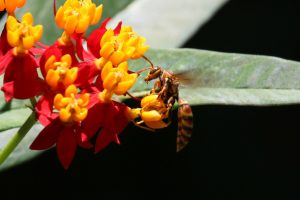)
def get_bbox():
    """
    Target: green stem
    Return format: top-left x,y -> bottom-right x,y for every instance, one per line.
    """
0,99 -> 37,165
